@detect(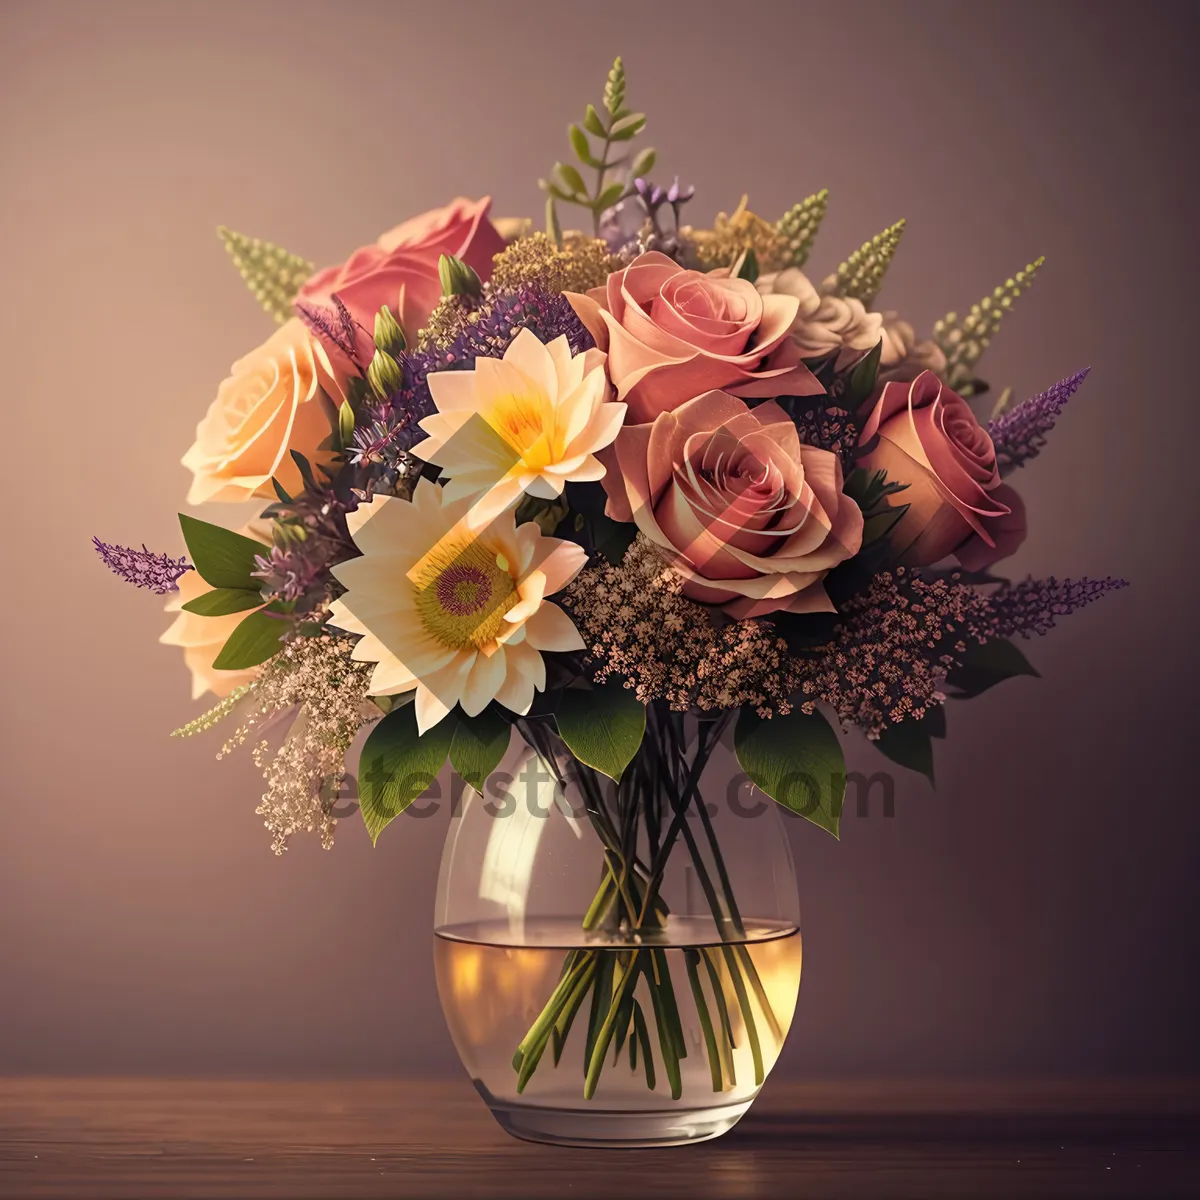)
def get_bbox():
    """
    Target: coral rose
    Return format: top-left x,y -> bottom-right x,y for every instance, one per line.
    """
857,370 -> 1026,568
605,390 -> 863,618
183,318 -> 344,505
160,525 -> 269,700
296,197 -> 505,371
566,251 -> 822,424
756,268 -> 885,368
